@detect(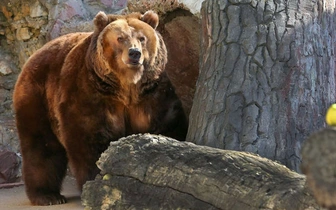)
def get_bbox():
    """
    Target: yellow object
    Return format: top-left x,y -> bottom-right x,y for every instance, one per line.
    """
326,104 -> 336,126
103,174 -> 112,181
